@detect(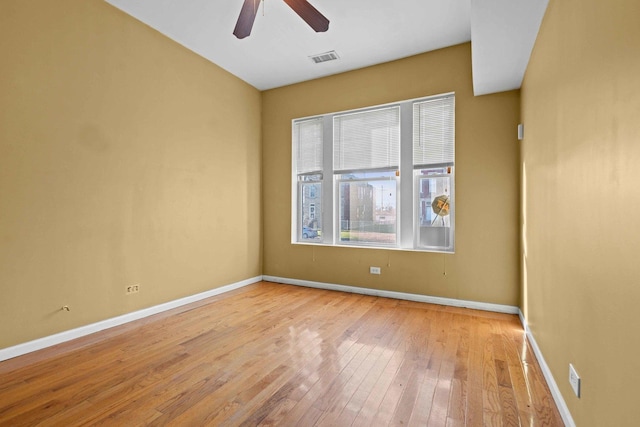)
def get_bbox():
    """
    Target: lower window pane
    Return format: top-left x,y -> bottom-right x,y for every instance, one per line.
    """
416,170 -> 452,250
300,181 -> 322,241
339,179 -> 397,245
